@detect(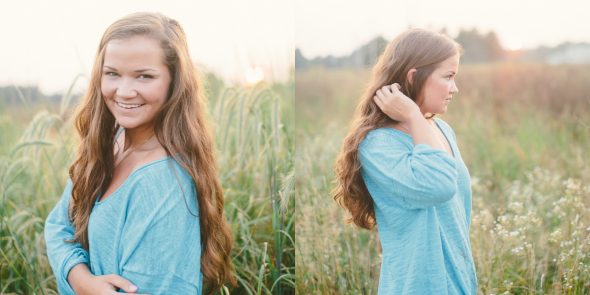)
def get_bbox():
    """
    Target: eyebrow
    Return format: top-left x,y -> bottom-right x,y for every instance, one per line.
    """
444,71 -> 456,74
103,66 -> 157,72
